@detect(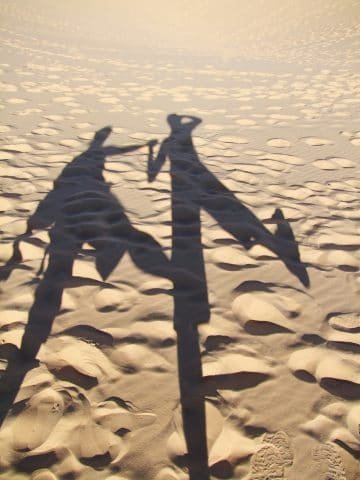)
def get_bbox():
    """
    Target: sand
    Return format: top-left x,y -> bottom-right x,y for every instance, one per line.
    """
0,1 -> 359,479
